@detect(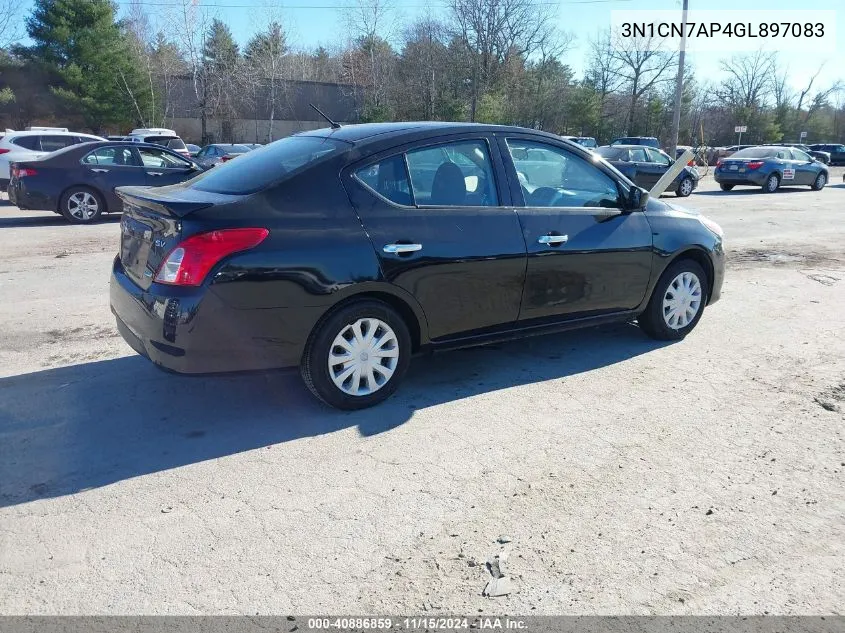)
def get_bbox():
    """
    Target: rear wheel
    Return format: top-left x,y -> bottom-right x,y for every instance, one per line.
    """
762,173 -> 780,194
719,183 -> 734,191
676,177 -> 694,197
639,259 -> 709,341
811,172 -> 827,191
60,187 -> 104,223
301,300 -> 412,410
